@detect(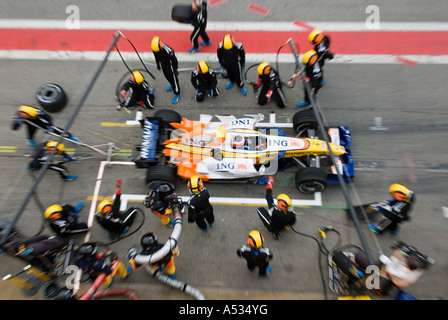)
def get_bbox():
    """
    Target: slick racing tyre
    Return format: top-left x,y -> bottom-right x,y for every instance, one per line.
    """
292,108 -> 320,136
36,83 -> 68,113
153,109 -> 182,126
295,167 -> 327,193
146,164 -> 176,188
171,4 -> 193,24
